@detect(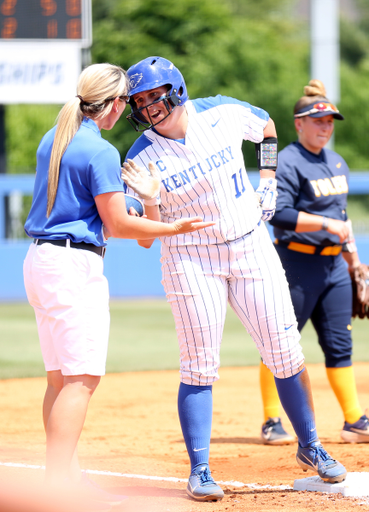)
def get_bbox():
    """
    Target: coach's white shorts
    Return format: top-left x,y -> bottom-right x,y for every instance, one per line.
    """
23,241 -> 110,376
161,222 -> 304,385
